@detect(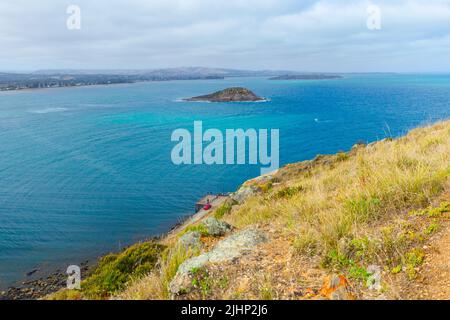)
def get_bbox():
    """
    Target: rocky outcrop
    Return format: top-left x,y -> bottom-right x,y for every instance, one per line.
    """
178,231 -> 203,249
176,218 -> 232,251
202,217 -> 233,236
231,172 -> 277,203
231,185 -> 260,204
184,87 -> 263,102
169,227 -> 267,295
